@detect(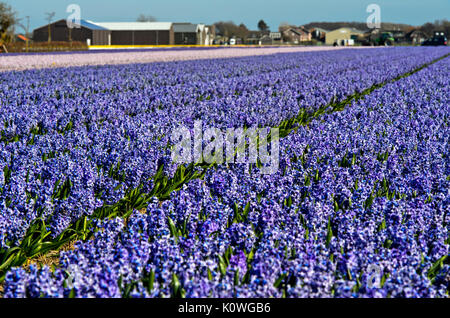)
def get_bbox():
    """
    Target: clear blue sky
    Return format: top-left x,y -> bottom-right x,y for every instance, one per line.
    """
6,0 -> 450,32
